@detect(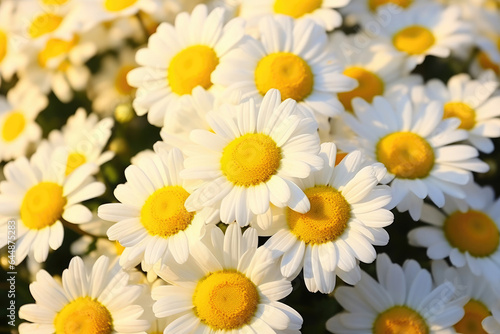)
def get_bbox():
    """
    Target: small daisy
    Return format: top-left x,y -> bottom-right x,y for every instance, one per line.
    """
342,0 -> 431,21
472,18 -> 500,77
339,94 -> 489,220
19,255 -> 149,333
77,0 -> 161,27
263,143 -> 393,293
408,183 -> 500,283
152,223 -> 303,333
180,89 -> 323,227
326,253 -> 467,334
127,4 -> 245,126
0,145 -> 105,264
